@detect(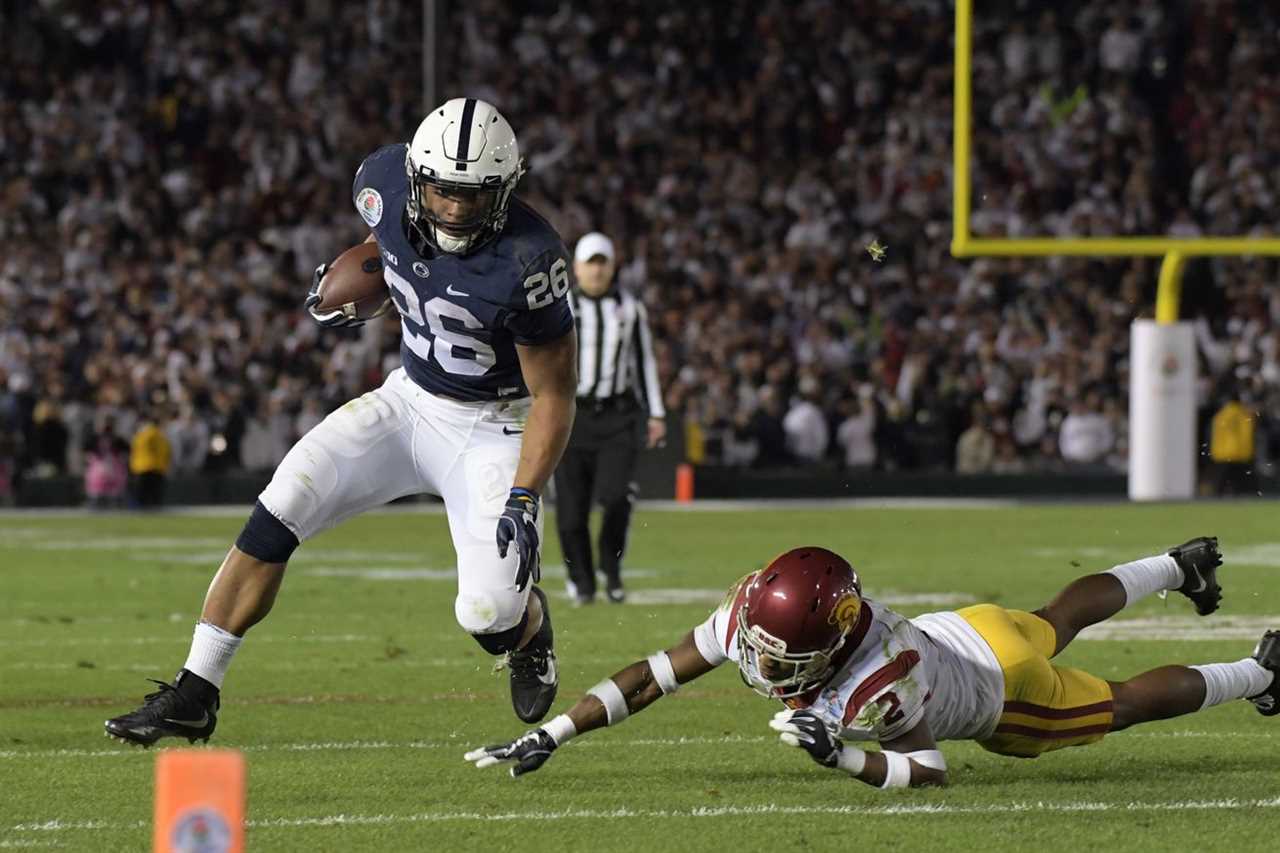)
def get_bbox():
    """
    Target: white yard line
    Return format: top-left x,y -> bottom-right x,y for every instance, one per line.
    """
245,796 -> 1280,823
0,655 -> 621,671
0,634 -> 372,648
0,841 -> 61,849
1077,614 -> 1280,642
298,564 -> 654,581
9,797 -> 1280,834
0,497 -> 1029,522
2,730 -> 1268,762
0,734 -> 771,761
6,610 -> 1267,643
635,498 -> 1019,511
1029,542 -> 1280,569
